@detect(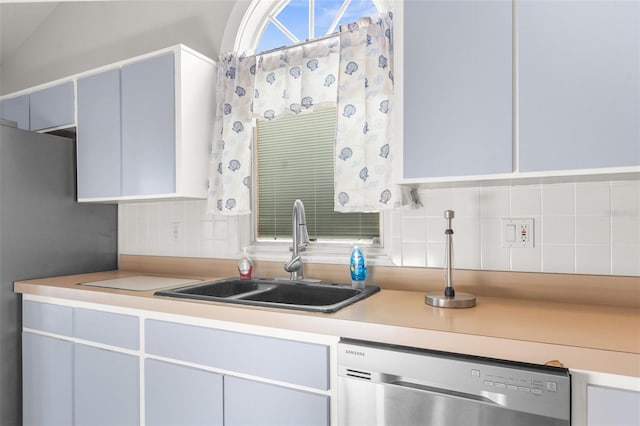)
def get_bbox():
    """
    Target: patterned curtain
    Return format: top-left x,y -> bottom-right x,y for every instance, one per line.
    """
208,11 -> 400,215
207,53 -> 256,215
334,12 -> 402,212
253,37 -> 340,120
